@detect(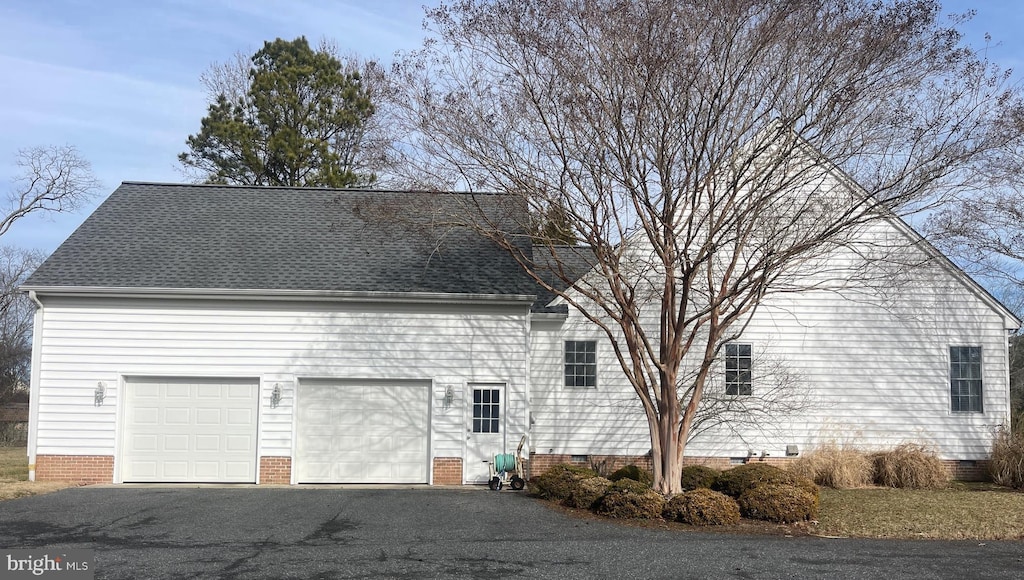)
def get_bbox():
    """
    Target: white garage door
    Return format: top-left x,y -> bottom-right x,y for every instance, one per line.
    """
296,381 -> 429,483
121,378 -> 259,483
